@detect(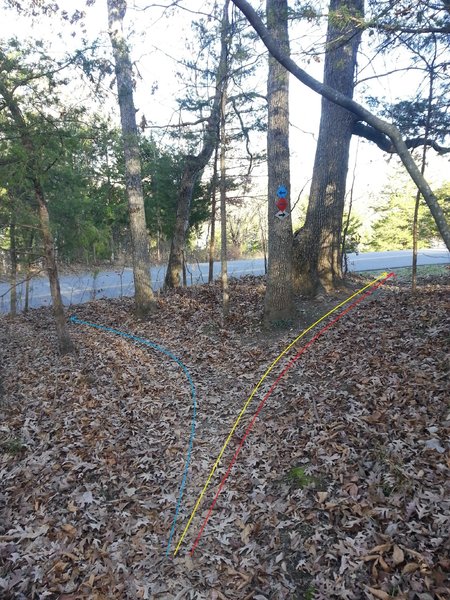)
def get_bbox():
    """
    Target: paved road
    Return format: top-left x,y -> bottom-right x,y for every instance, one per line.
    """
0,248 -> 448,314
